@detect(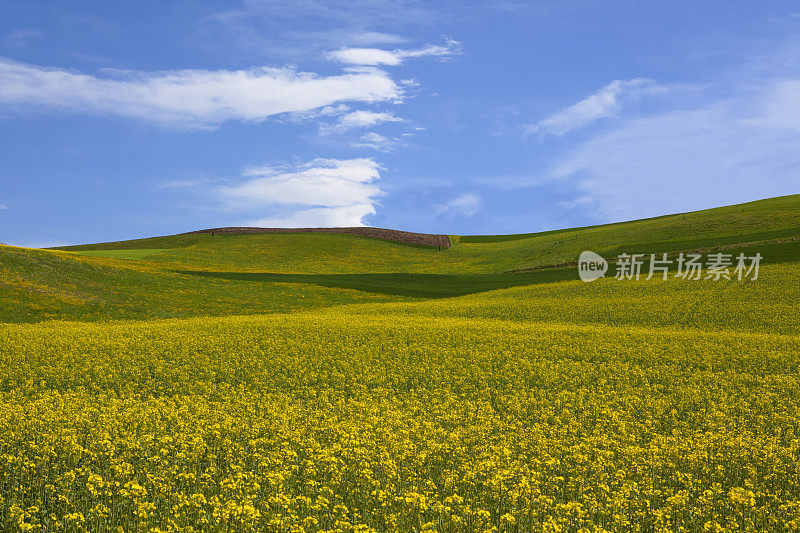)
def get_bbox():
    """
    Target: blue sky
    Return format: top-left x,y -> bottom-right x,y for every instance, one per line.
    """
1,1 -> 799,247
